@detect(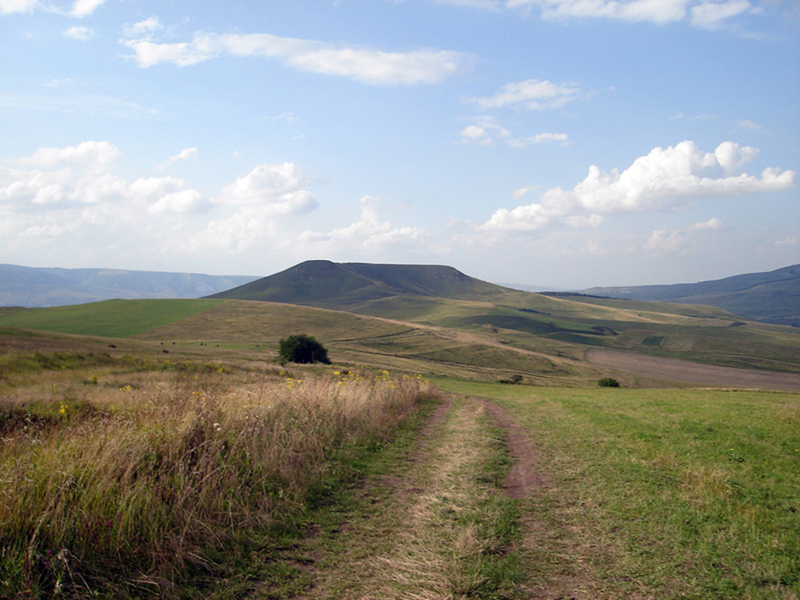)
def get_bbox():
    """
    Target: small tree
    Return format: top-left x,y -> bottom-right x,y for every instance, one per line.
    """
598,377 -> 620,388
278,334 -> 330,365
